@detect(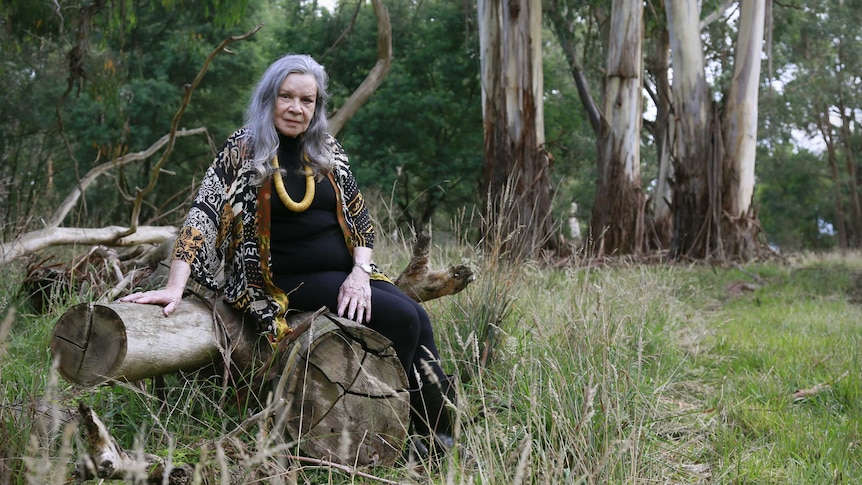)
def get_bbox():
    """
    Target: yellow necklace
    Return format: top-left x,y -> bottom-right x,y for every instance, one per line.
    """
271,155 -> 315,212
